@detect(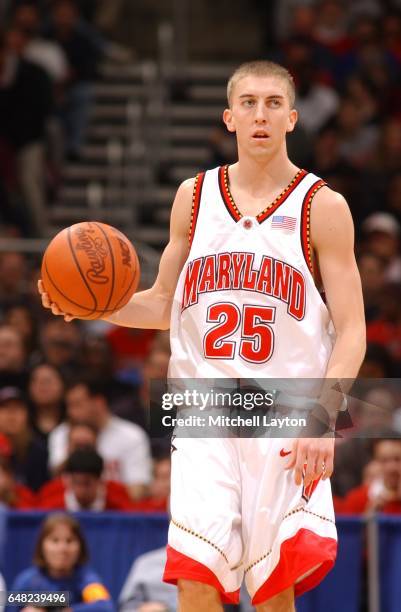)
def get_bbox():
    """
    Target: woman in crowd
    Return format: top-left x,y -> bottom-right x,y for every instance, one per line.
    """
28,362 -> 65,443
9,513 -> 115,612
0,386 -> 48,491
